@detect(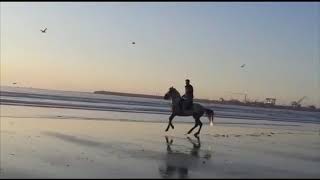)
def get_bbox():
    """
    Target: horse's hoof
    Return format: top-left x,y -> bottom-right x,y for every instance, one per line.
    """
194,133 -> 199,137
165,129 -> 168,132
